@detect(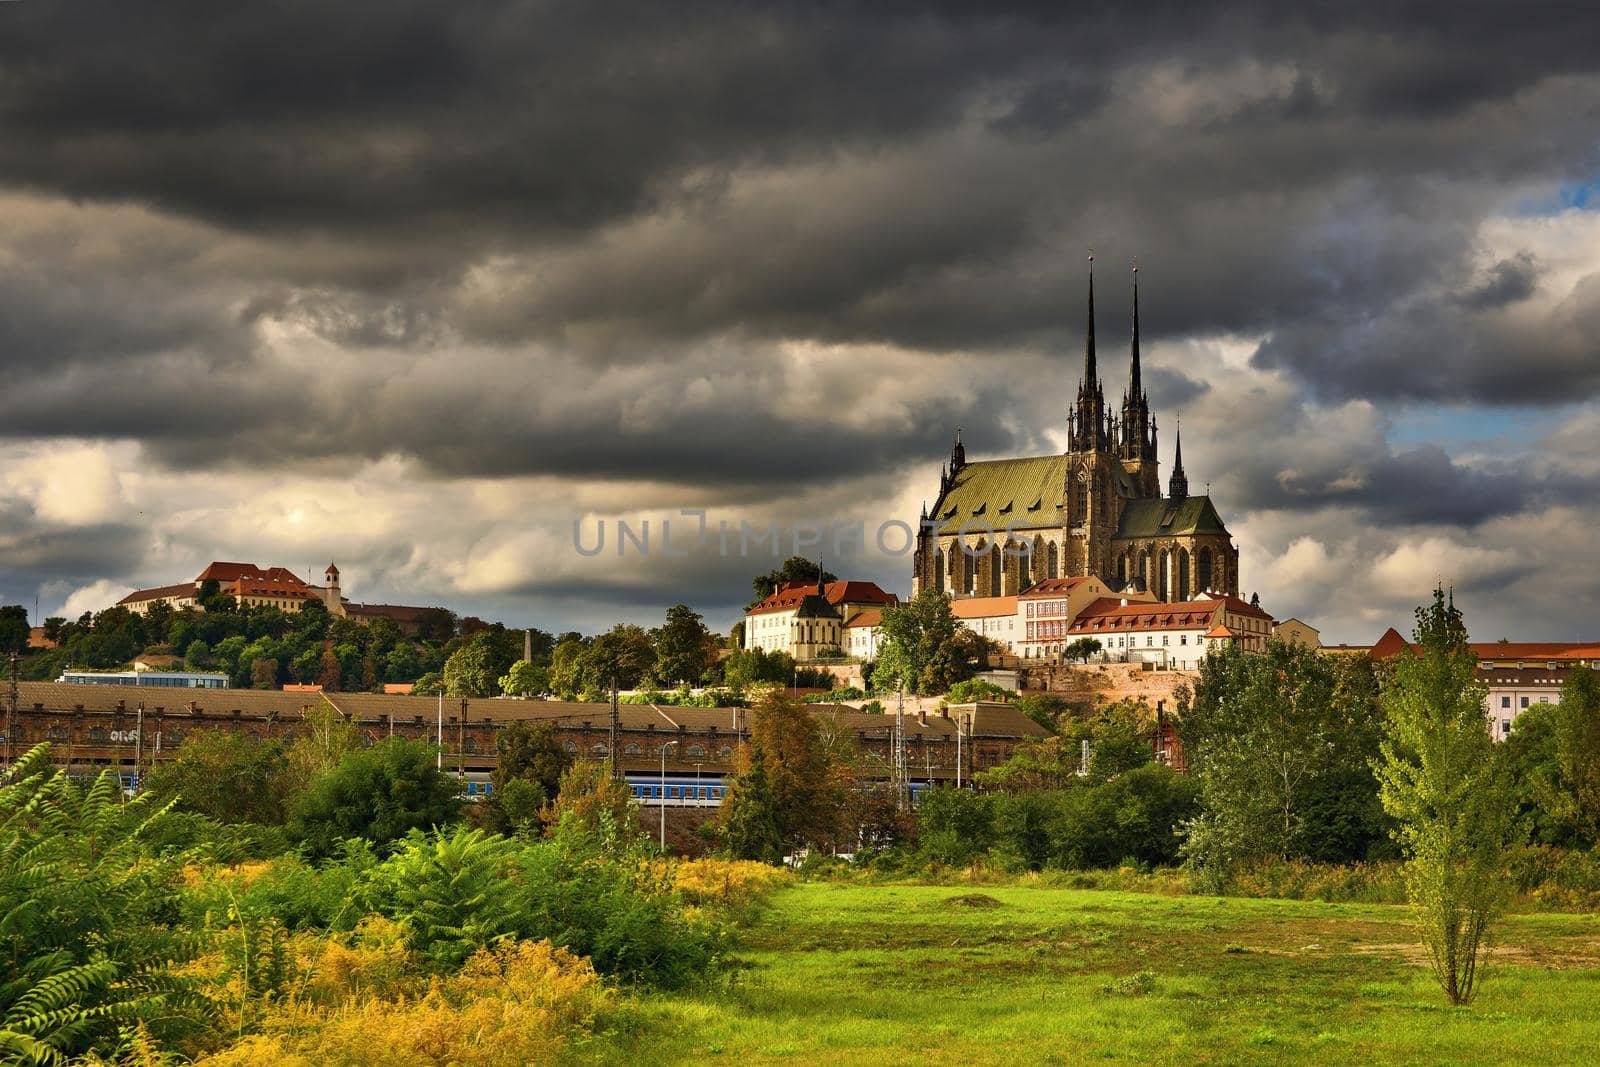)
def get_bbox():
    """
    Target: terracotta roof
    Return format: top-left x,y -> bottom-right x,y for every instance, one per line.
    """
345,603 -> 439,623
1205,624 -> 1238,638
950,595 -> 1018,619
1370,628 -> 1410,659
11,682 -> 1048,741
1019,577 -> 1093,599
117,582 -> 198,606
1070,597 -> 1221,634
843,608 -> 882,629
1471,642 -> 1600,660
746,580 -> 898,616
1373,631 -> 1600,663
1197,592 -> 1273,620
195,562 -> 307,586
228,577 -> 320,599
